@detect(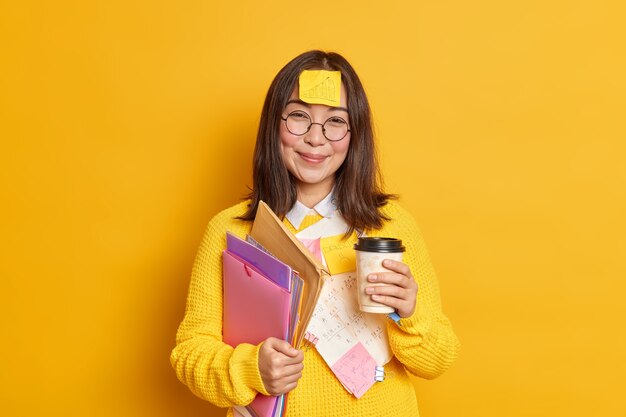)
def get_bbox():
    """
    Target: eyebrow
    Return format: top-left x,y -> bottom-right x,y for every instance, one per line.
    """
285,99 -> 349,113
